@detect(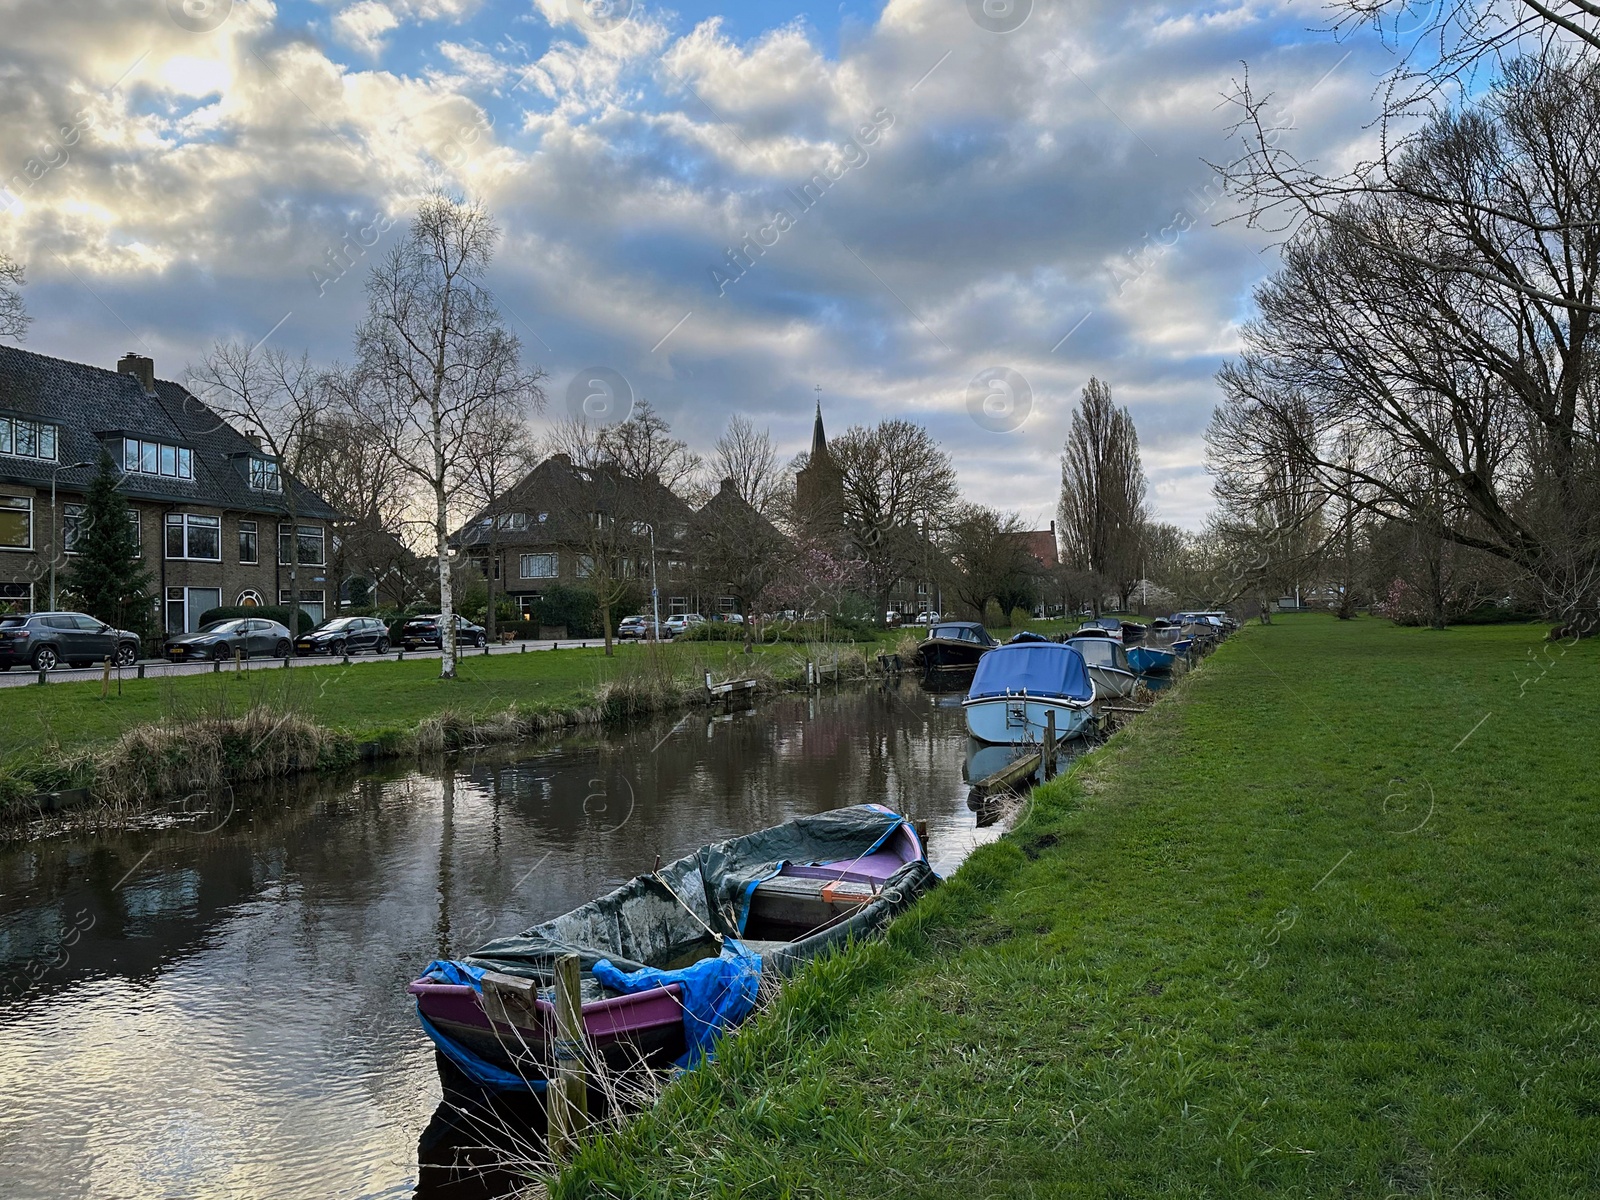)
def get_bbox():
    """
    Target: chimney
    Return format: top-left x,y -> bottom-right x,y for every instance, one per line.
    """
117,353 -> 156,394
720,477 -> 737,494
246,431 -> 264,450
